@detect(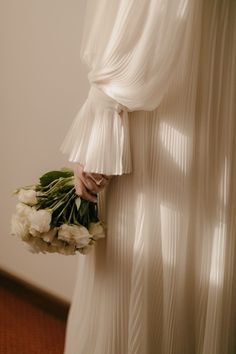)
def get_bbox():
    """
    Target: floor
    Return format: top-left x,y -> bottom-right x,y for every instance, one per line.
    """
0,285 -> 66,354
